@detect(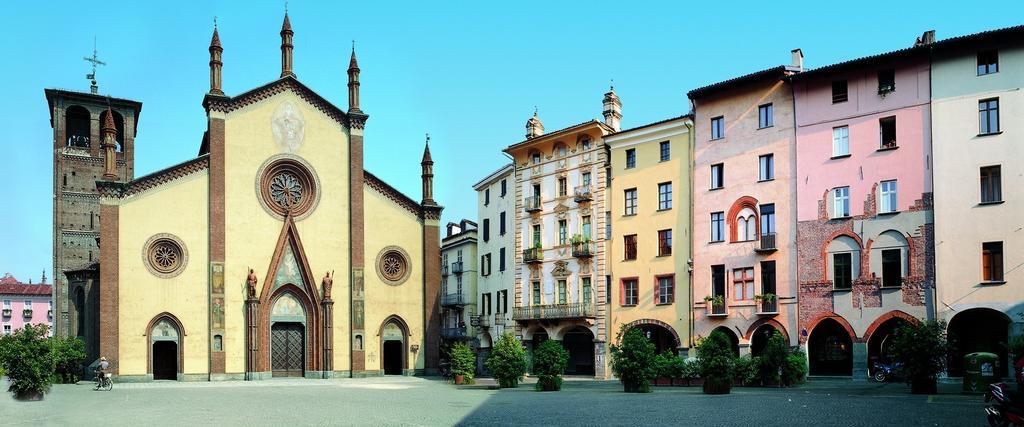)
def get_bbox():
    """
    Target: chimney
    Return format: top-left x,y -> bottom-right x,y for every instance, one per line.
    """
915,30 -> 936,47
791,48 -> 804,71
